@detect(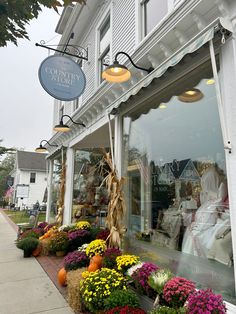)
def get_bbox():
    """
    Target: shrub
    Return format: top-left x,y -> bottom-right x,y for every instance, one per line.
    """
104,289 -> 140,310
131,262 -> 159,297
104,305 -> 146,314
163,277 -> 195,308
80,268 -> 126,312
63,251 -> 89,271
186,288 -> 226,313
102,248 -> 122,269
16,237 -> 39,252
